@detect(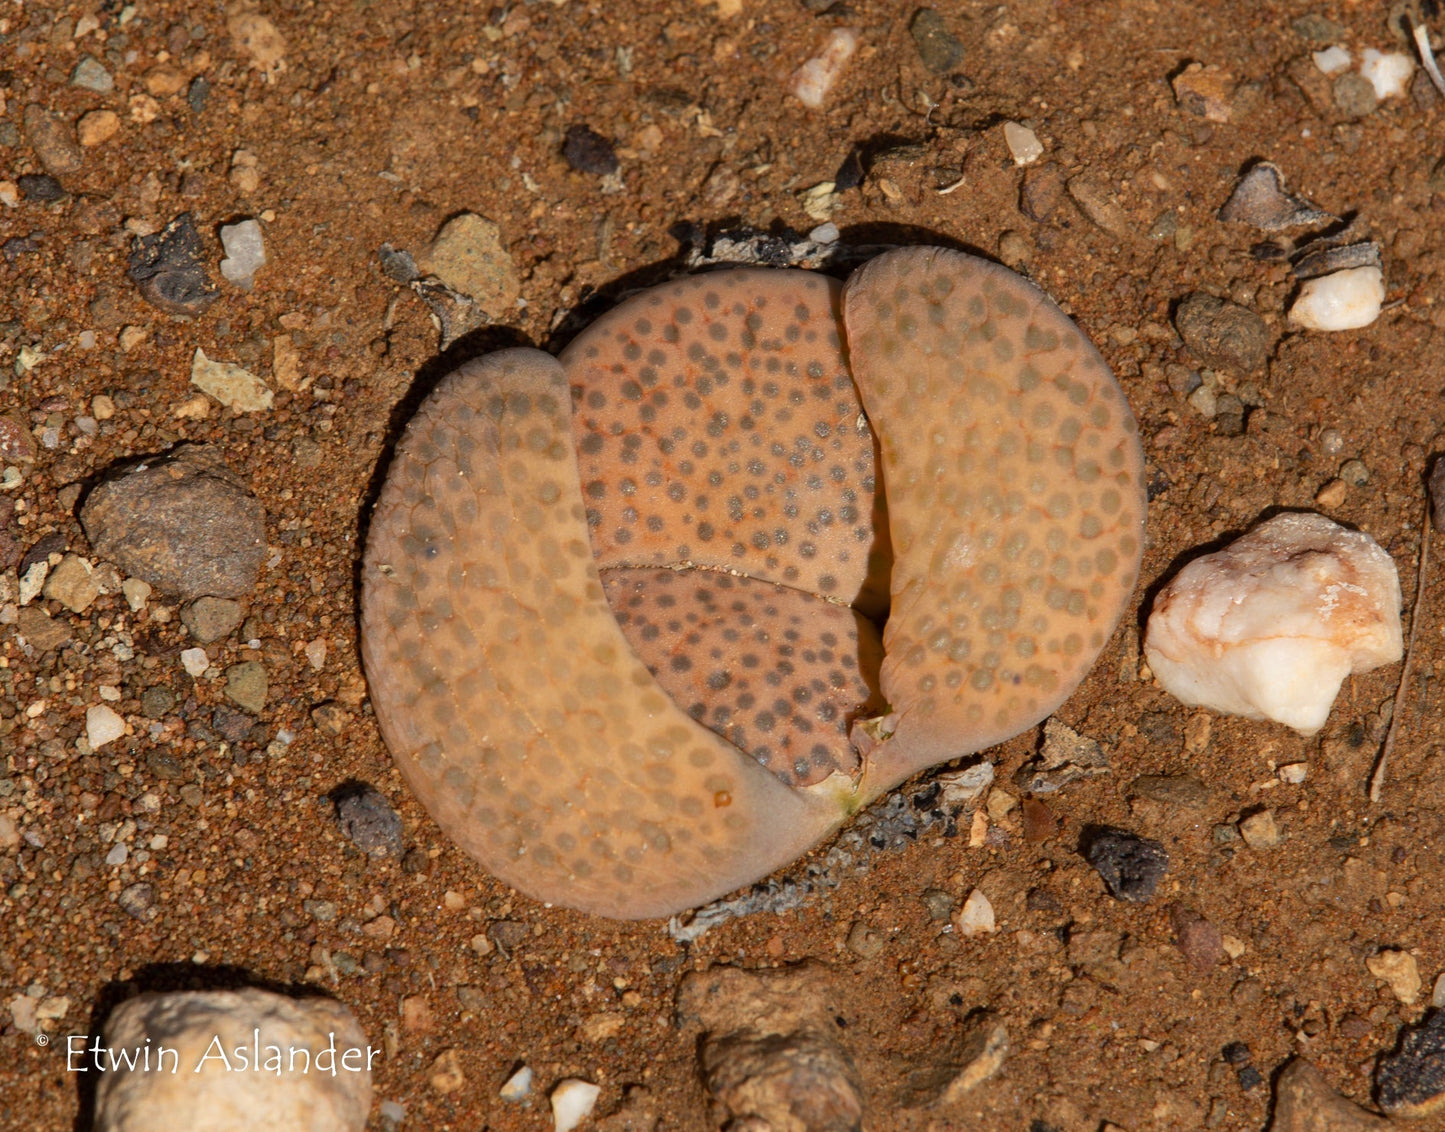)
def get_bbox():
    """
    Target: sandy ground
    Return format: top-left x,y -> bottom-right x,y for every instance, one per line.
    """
3,0 -> 1445,1128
